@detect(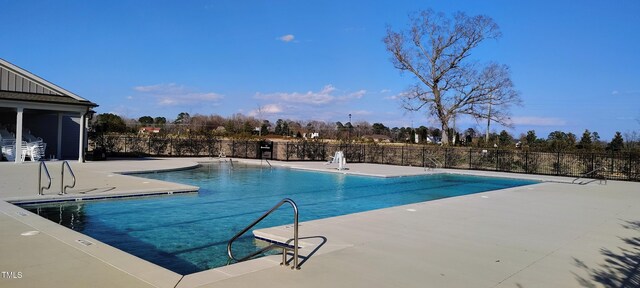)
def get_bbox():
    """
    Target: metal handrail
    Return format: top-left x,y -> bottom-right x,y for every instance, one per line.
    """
424,157 -> 442,170
60,161 -> 76,195
572,167 -> 607,184
262,158 -> 273,169
227,198 -> 300,270
38,161 -> 52,195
